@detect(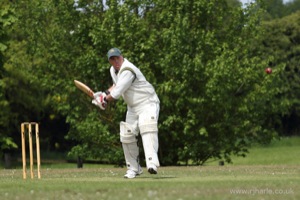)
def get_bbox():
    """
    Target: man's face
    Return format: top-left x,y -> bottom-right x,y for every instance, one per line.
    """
109,56 -> 123,71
